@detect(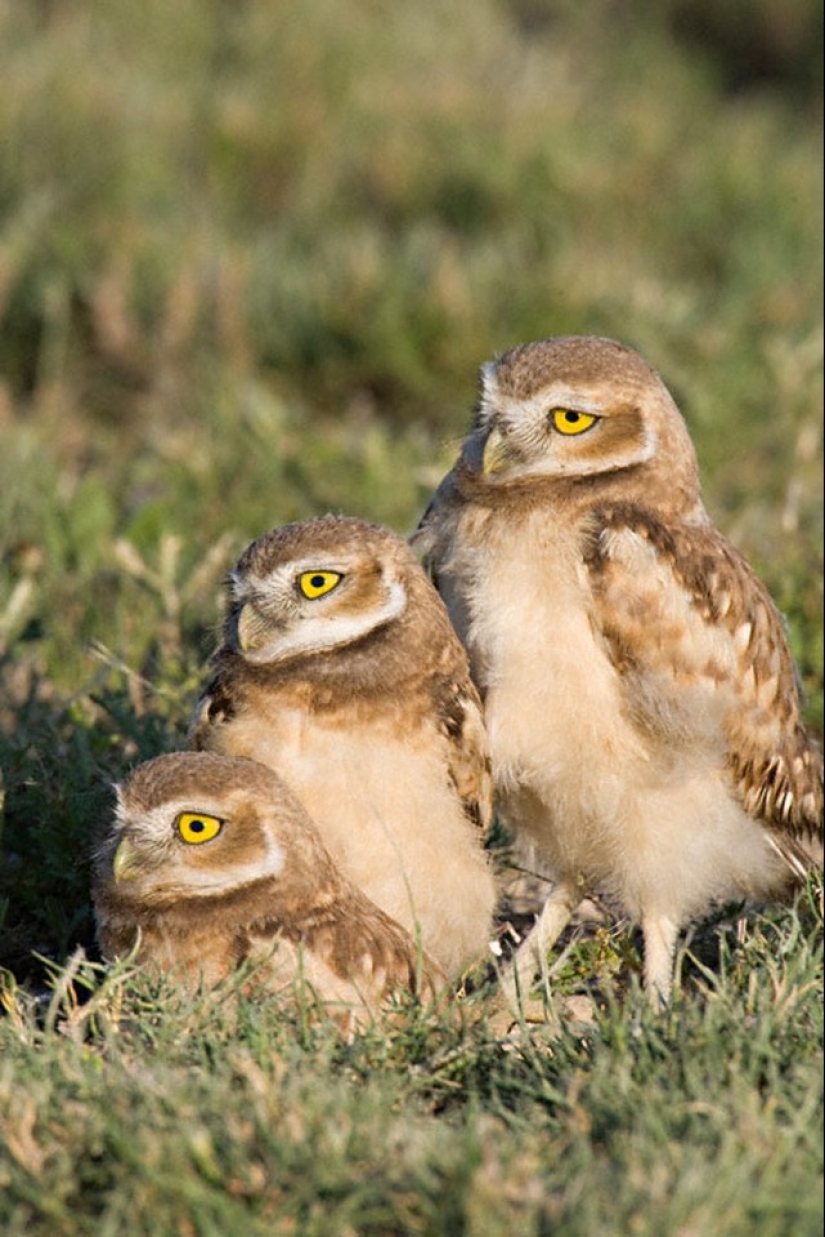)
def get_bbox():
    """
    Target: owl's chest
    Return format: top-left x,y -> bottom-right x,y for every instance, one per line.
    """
223,691 -> 444,829
445,515 -> 600,683
443,513 -> 627,766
